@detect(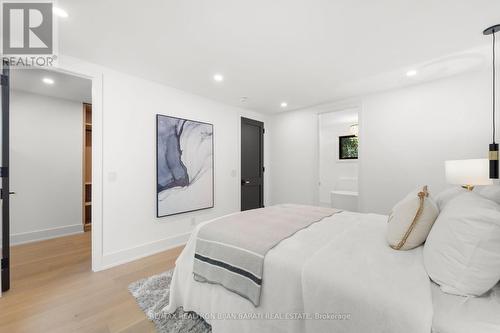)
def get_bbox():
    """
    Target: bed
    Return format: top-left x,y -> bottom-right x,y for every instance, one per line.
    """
166,209 -> 500,333
431,282 -> 500,333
